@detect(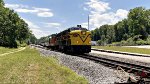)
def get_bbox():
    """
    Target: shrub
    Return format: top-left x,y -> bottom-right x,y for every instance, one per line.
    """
136,39 -> 147,45
16,41 -> 27,47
